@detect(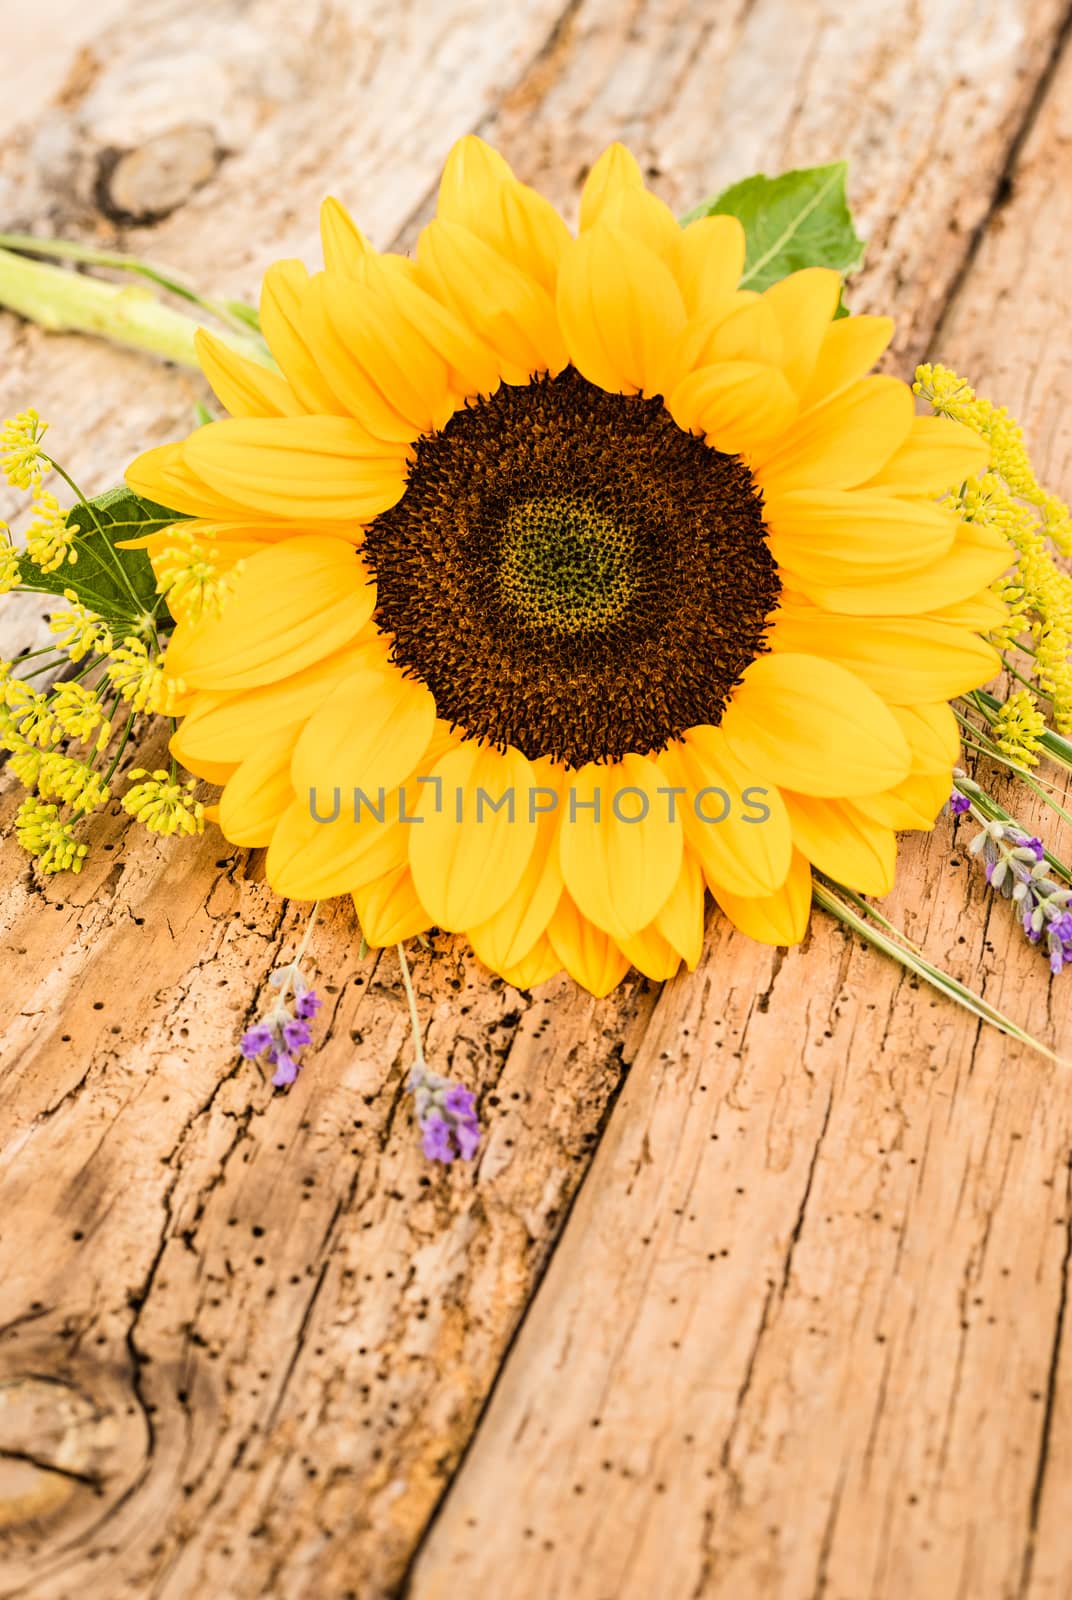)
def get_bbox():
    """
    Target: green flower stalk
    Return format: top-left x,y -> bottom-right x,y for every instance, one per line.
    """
0,244 -> 269,370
